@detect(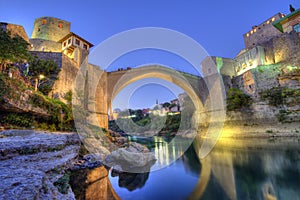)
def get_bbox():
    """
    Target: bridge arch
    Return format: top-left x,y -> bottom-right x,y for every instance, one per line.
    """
105,65 -> 207,130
